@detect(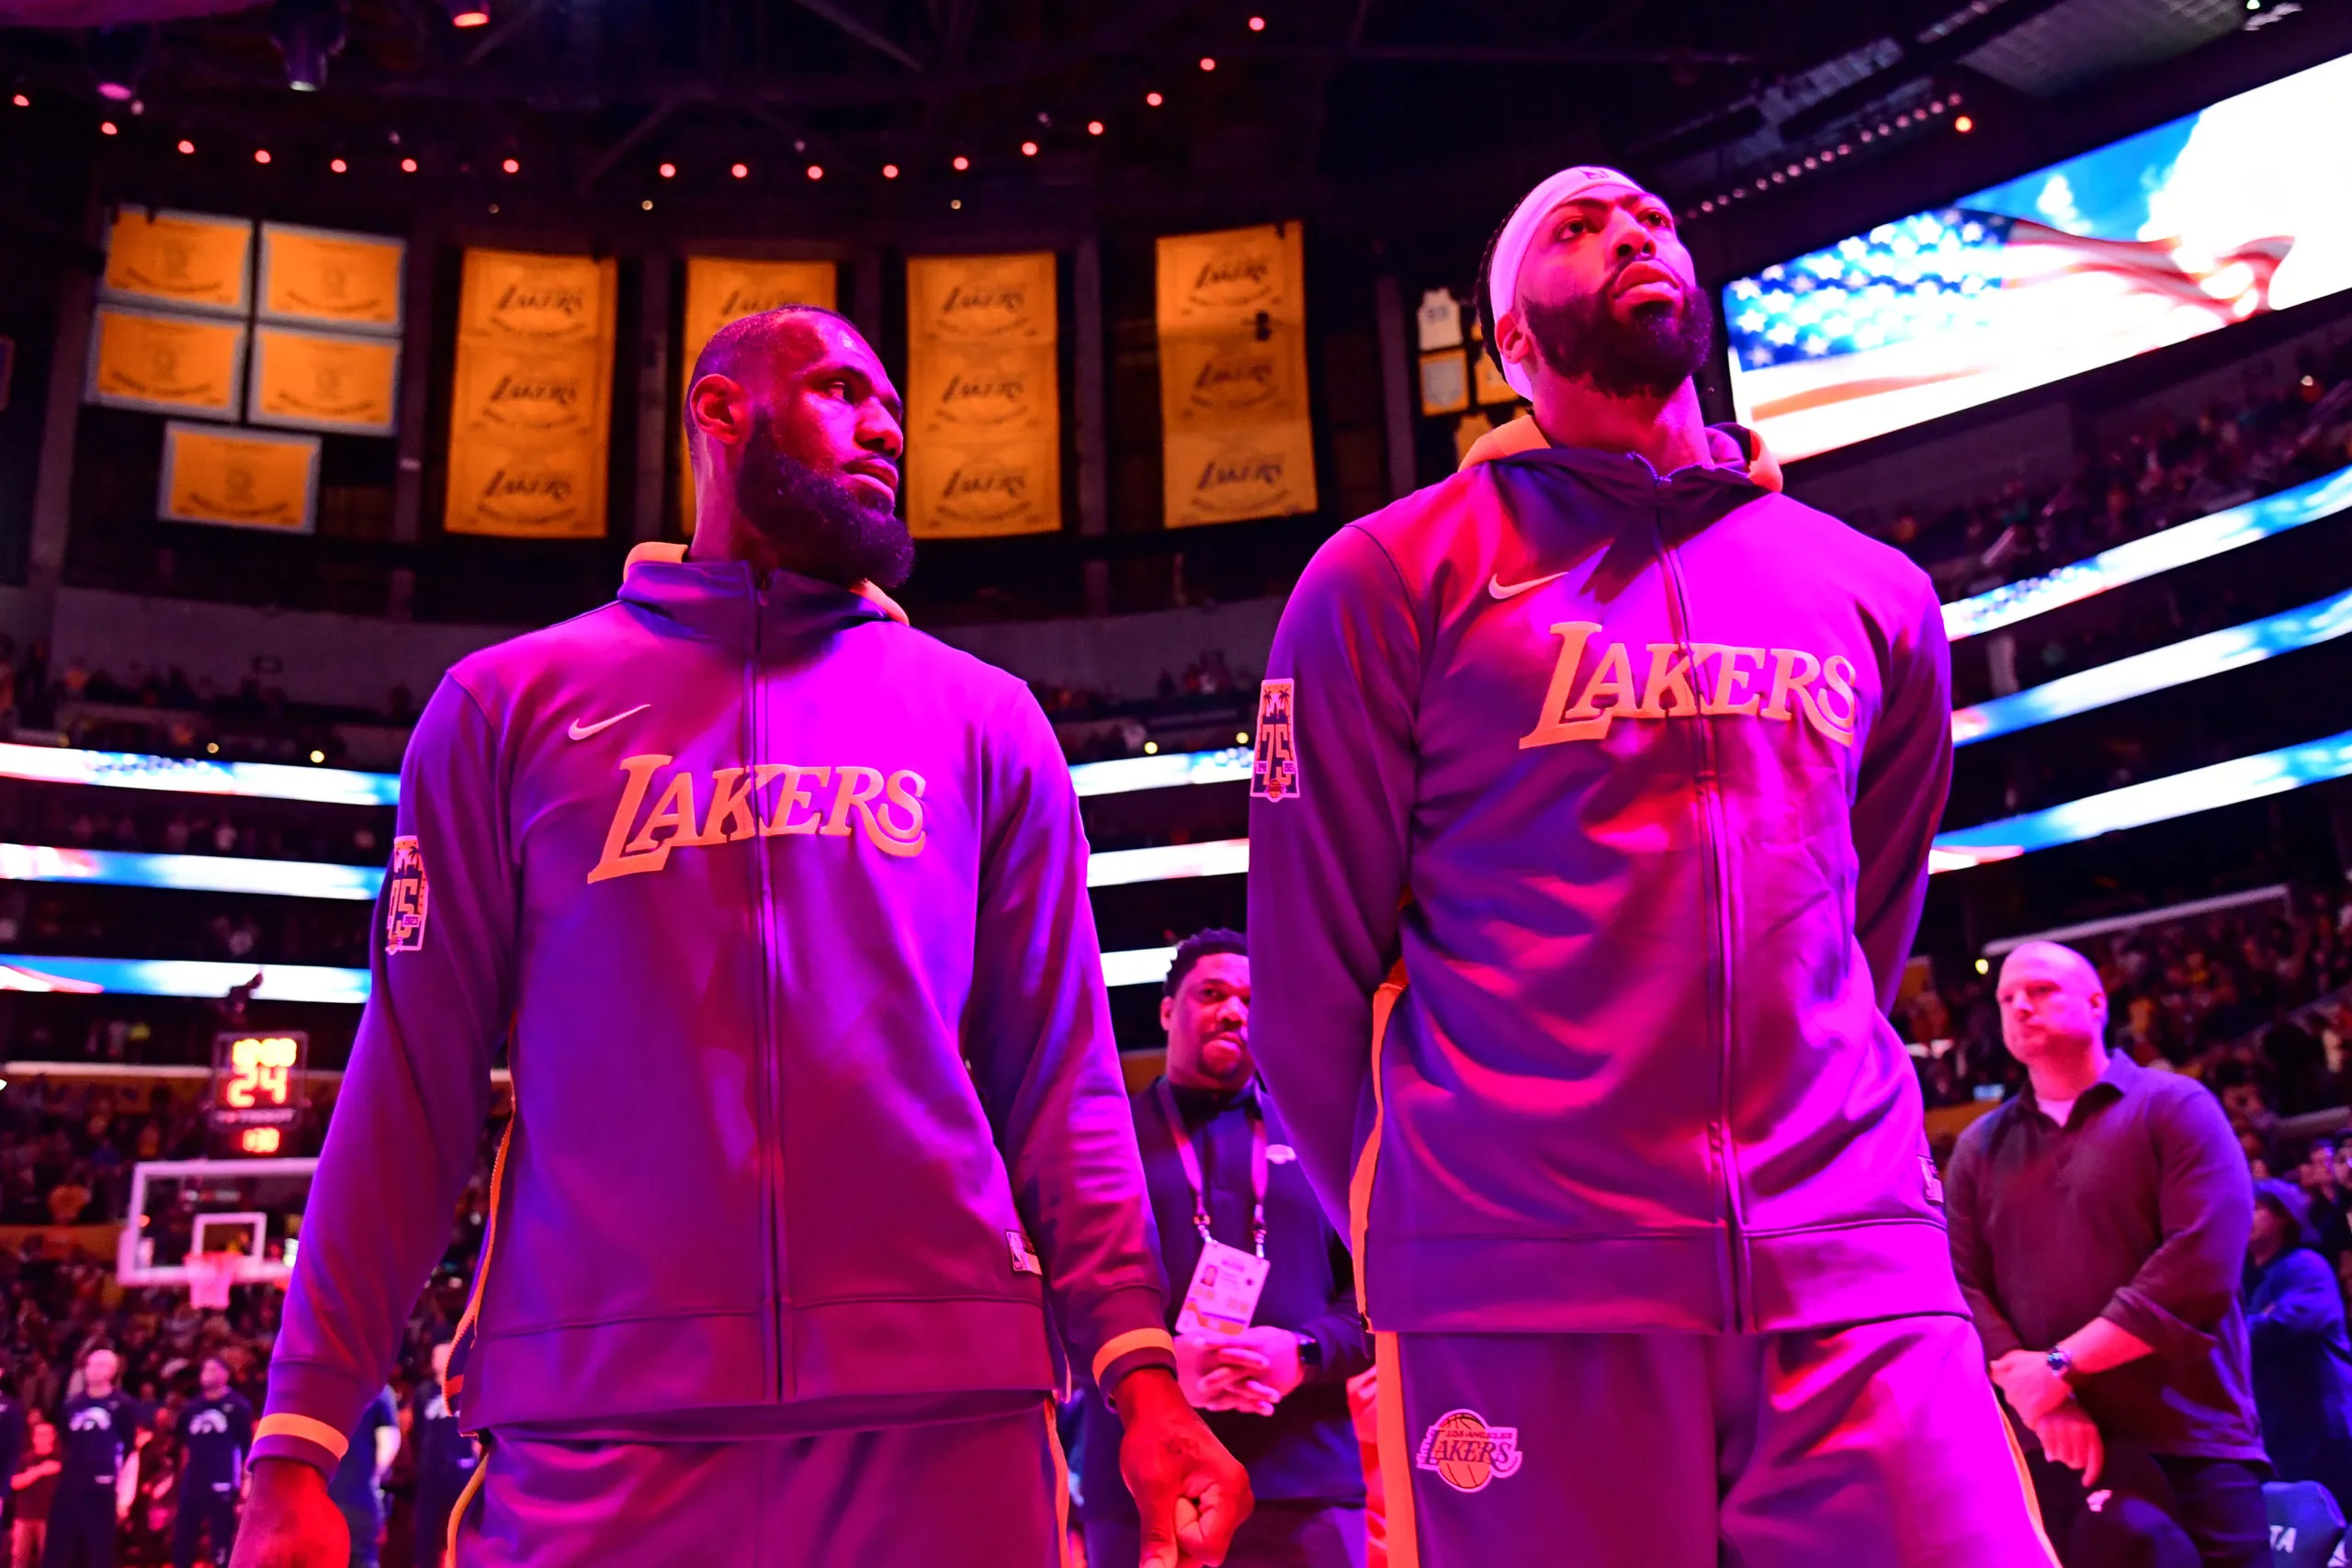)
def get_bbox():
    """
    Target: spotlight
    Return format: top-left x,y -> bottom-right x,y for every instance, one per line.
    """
1700,200 -> 1713,212
330,156 -> 346,172
502,155 -> 519,173
445,0 -> 490,23
1954,114 -> 1974,133
99,119 -> 117,135
1143,741 -> 1159,755
254,148 -> 271,164
176,138 -> 194,154
1035,111 -> 1050,125
309,750 -> 325,764
882,163 -> 899,178
10,94 -> 27,107
1249,15 -> 1265,28
1020,141 -> 1037,156
88,25 -> 153,103
658,161 -> 675,178
952,154 -> 969,170
1146,91 -> 1163,107
805,164 -> 822,179
730,161 -> 748,178
1087,119 -> 1103,135
641,198 -> 652,209
400,156 -> 417,172
271,0 -> 347,93
1199,56 -> 1216,71
949,198 -> 961,209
